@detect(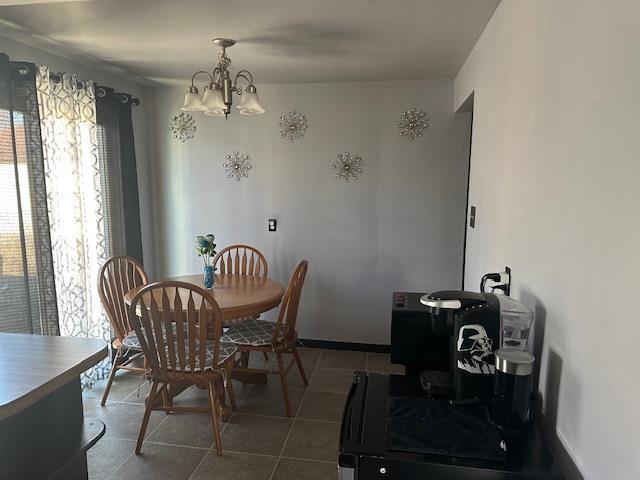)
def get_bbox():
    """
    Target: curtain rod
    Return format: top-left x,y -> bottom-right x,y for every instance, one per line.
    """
8,61 -> 140,107
48,72 -> 140,106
